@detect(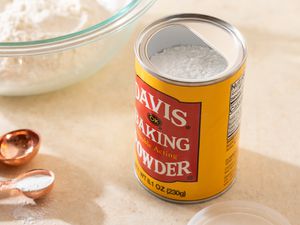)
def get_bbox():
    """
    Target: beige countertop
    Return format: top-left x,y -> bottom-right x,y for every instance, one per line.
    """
0,0 -> 299,224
